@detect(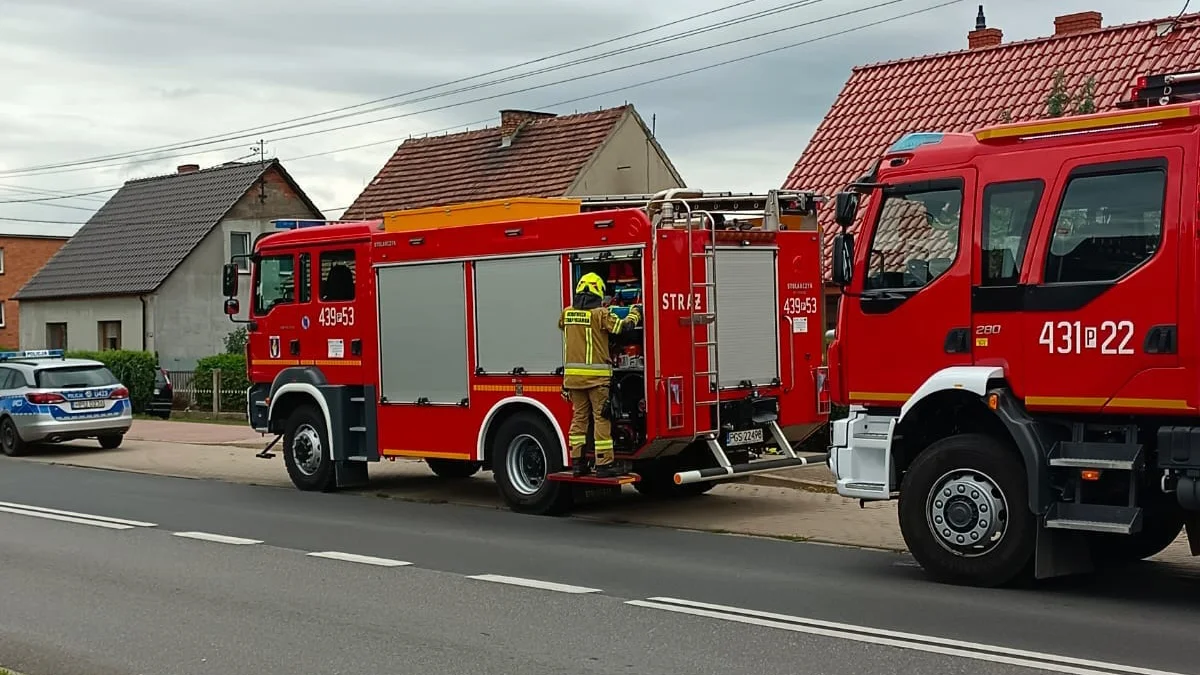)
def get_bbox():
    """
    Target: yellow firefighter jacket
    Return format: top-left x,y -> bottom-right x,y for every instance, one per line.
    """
559,305 -> 642,389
